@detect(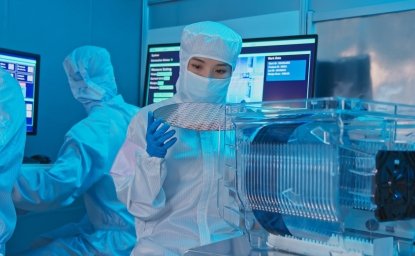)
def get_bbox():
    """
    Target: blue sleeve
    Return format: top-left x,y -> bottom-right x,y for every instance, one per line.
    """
0,68 -> 26,253
12,119 -> 108,211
